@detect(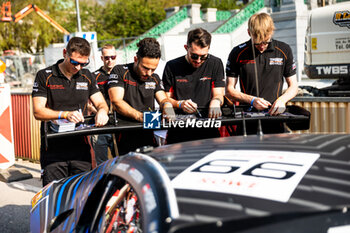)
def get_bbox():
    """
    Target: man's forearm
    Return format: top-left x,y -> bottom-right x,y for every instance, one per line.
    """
114,100 -> 143,122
